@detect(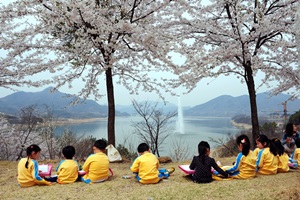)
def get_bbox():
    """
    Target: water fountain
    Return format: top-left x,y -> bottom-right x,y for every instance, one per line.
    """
176,95 -> 185,134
